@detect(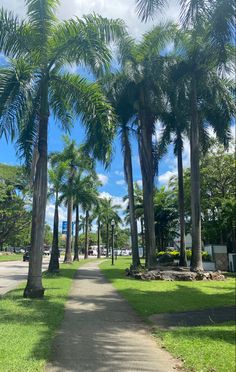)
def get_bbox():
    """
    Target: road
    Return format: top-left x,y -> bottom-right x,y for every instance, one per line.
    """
0,257 -> 50,295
